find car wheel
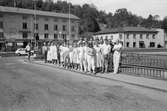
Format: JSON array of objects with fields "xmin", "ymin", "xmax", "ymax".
[{"xmin": 18, "ymin": 53, "xmax": 21, "ymax": 56}]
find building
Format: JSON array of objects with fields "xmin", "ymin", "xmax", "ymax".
[
  {"xmin": 0, "ymin": 6, "xmax": 79, "ymax": 51},
  {"xmin": 93, "ymin": 27, "xmax": 166, "ymax": 48}
]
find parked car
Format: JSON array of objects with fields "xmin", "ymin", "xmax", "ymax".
[{"xmin": 15, "ymin": 48, "xmax": 34, "ymax": 56}]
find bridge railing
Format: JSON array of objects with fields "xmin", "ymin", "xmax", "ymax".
[{"xmin": 119, "ymin": 52, "xmax": 167, "ymax": 80}]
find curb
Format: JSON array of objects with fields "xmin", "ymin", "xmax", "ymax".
[{"xmin": 30, "ymin": 60, "xmax": 167, "ymax": 93}]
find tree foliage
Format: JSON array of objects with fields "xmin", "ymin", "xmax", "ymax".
[{"xmin": 0, "ymin": 0, "xmax": 165, "ymax": 34}]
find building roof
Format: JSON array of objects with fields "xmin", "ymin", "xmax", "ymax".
[
  {"xmin": 0, "ymin": 6, "xmax": 79, "ymax": 20},
  {"xmin": 94, "ymin": 27, "xmax": 158, "ymax": 35}
]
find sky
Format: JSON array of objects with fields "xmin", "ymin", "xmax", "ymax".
[{"xmin": 54, "ymin": 0, "xmax": 167, "ymax": 19}]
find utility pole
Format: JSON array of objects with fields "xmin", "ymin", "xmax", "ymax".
[
  {"xmin": 33, "ymin": 0, "xmax": 37, "ymax": 47},
  {"xmin": 68, "ymin": 0, "xmax": 71, "ymax": 42},
  {"xmin": 14, "ymin": 0, "xmax": 16, "ymax": 7}
]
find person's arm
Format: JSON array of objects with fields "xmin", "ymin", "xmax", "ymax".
[{"xmin": 113, "ymin": 45, "xmax": 120, "ymax": 51}]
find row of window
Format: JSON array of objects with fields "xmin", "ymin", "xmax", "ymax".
[
  {"xmin": 100, "ymin": 33, "xmax": 156, "ymax": 41},
  {"xmin": 23, "ymin": 22, "xmax": 76, "ymax": 32},
  {"xmin": 0, "ymin": 32, "xmax": 4, "ymax": 38},
  {"xmin": 126, "ymin": 42, "xmax": 155, "ymax": 48},
  {"xmin": 22, "ymin": 32, "xmax": 75, "ymax": 40},
  {"xmin": 120, "ymin": 33, "xmax": 156, "ymax": 39},
  {"xmin": 22, "ymin": 15, "xmax": 76, "ymax": 23}
]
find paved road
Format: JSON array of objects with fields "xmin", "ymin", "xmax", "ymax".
[{"xmin": 0, "ymin": 57, "xmax": 167, "ymax": 111}]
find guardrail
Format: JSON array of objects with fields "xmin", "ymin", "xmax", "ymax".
[{"xmin": 120, "ymin": 52, "xmax": 167, "ymax": 80}]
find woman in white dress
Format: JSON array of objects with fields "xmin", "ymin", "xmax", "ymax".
[
  {"xmin": 59, "ymin": 43, "xmax": 65, "ymax": 67},
  {"xmin": 86, "ymin": 43, "xmax": 96, "ymax": 74},
  {"xmin": 47, "ymin": 43, "xmax": 52, "ymax": 63},
  {"xmin": 94, "ymin": 41, "xmax": 102, "ymax": 70},
  {"xmin": 78, "ymin": 42, "xmax": 84, "ymax": 71},
  {"xmin": 83, "ymin": 41, "xmax": 88, "ymax": 72},
  {"xmin": 112, "ymin": 40, "xmax": 122, "ymax": 74},
  {"xmin": 52, "ymin": 42, "xmax": 58, "ymax": 64}
]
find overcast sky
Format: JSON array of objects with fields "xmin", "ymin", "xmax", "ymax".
[{"xmin": 54, "ymin": 0, "xmax": 167, "ymax": 19}]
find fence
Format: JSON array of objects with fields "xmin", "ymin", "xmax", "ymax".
[{"xmin": 120, "ymin": 52, "xmax": 167, "ymax": 80}]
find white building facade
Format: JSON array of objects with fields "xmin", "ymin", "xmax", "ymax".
[{"xmin": 93, "ymin": 27, "xmax": 165, "ymax": 48}]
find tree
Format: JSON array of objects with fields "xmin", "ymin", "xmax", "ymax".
[{"xmin": 162, "ymin": 17, "xmax": 167, "ymax": 32}]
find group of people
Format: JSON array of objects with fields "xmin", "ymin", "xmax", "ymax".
[{"xmin": 42, "ymin": 38, "xmax": 122, "ymax": 74}]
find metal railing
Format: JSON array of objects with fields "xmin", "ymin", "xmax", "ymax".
[{"xmin": 120, "ymin": 52, "xmax": 167, "ymax": 80}]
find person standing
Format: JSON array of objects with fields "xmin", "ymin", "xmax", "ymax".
[
  {"xmin": 112, "ymin": 40, "xmax": 122, "ymax": 74},
  {"xmin": 42, "ymin": 42, "xmax": 48, "ymax": 63},
  {"xmin": 86, "ymin": 43, "xmax": 96, "ymax": 74},
  {"xmin": 94, "ymin": 41, "xmax": 102, "ymax": 72},
  {"xmin": 78, "ymin": 42, "xmax": 84, "ymax": 72},
  {"xmin": 25, "ymin": 43, "xmax": 31, "ymax": 61},
  {"xmin": 101, "ymin": 39, "xmax": 111, "ymax": 73},
  {"xmin": 52, "ymin": 43, "xmax": 58, "ymax": 64},
  {"xmin": 83, "ymin": 41, "xmax": 88, "ymax": 72},
  {"xmin": 47, "ymin": 43, "xmax": 52, "ymax": 63},
  {"xmin": 108, "ymin": 40, "xmax": 114, "ymax": 72}
]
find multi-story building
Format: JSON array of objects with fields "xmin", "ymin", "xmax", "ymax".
[
  {"xmin": 93, "ymin": 27, "xmax": 166, "ymax": 48},
  {"xmin": 0, "ymin": 6, "xmax": 79, "ymax": 51}
]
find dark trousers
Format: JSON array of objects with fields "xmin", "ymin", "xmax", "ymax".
[
  {"xmin": 44, "ymin": 51, "xmax": 47, "ymax": 63},
  {"xmin": 27, "ymin": 51, "xmax": 31, "ymax": 61},
  {"xmin": 103, "ymin": 54, "xmax": 109, "ymax": 72}
]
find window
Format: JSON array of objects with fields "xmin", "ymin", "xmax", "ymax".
[
  {"xmin": 34, "ymin": 33, "xmax": 39, "ymax": 40},
  {"xmin": 22, "ymin": 15, "xmax": 28, "ymax": 20},
  {"xmin": 150, "ymin": 42, "xmax": 155, "ymax": 47},
  {"xmin": 139, "ymin": 41, "xmax": 145, "ymax": 48},
  {"xmin": 54, "ymin": 25, "xmax": 58, "ymax": 31},
  {"xmin": 34, "ymin": 23, "xmax": 38, "ymax": 30},
  {"xmin": 54, "ymin": 18, "xmax": 58, "ymax": 22},
  {"xmin": 152, "ymin": 34, "xmax": 155, "ymax": 39},
  {"xmin": 133, "ymin": 42, "xmax": 136, "ymax": 48},
  {"xmin": 22, "ymin": 32, "xmax": 28, "ymax": 38},
  {"xmin": 71, "ymin": 20, "xmax": 75, "ymax": 23},
  {"xmin": 126, "ymin": 34, "xmax": 129, "ymax": 39},
  {"xmin": 54, "ymin": 34, "xmax": 58, "ymax": 39},
  {"xmin": 44, "ymin": 24, "xmax": 48, "ymax": 30},
  {"xmin": 22, "ymin": 23, "xmax": 27, "ymax": 29},
  {"xmin": 44, "ymin": 33, "xmax": 49, "ymax": 39},
  {"xmin": 72, "ymin": 34, "xmax": 75, "ymax": 38},
  {"xmin": 33, "ymin": 16, "xmax": 39, "ymax": 20},
  {"xmin": 0, "ymin": 14, "xmax": 3, "ymax": 18},
  {"xmin": 62, "ymin": 34, "xmax": 66, "ymax": 40},
  {"xmin": 0, "ymin": 22, "xmax": 3, "ymax": 29},
  {"xmin": 44, "ymin": 17, "xmax": 49, "ymax": 21},
  {"xmin": 140, "ymin": 34, "xmax": 143, "ymax": 39},
  {"xmin": 62, "ymin": 25, "xmax": 66, "ymax": 31},
  {"xmin": 71, "ymin": 26, "xmax": 75, "ymax": 32},
  {"xmin": 133, "ymin": 34, "xmax": 136, "ymax": 39},
  {"xmin": 62, "ymin": 19, "xmax": 67, "ymax": 22},
  {"xmin": 146, "ymin": 34, "xmax": 149, "ymax": 39},
  {"xmin": 119, "ymin": 34, "xmax": 122, "ymax": 39},
  {"xmin": 0, "ymin": 32, "xmax": 4, "ymax": 39},
  {"xmin": 126, "ymin": 42, "xmax": 129, "ymax": 47}
]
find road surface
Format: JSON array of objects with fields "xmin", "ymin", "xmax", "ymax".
[{"xmin": 0, "ymin": 57, "xmax": 167, "ymax": 111}]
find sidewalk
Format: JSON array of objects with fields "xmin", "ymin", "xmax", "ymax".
[{"xmin": 31, "ymin": 60, "xmax": 167, "ymax": 92}]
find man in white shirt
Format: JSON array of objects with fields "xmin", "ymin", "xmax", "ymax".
[
  {"xmin": 25, "ymin": 43, "xmax": 31, "ymax": 61},
  {"xmin": 101, "ymin": 39, "xmax": 111, "ymax": 73}
]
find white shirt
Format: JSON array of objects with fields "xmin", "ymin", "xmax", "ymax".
[
  {"xmin": 101, "ymin": 44, "xmax": 111, "ymax": 55},
  {"xmin": 113, "ymin": 43, "xmax": 122, "ymax": 53},
  {"xmin": 25, "ymin": 45, "xmax": 30, "ymax": 51}
]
